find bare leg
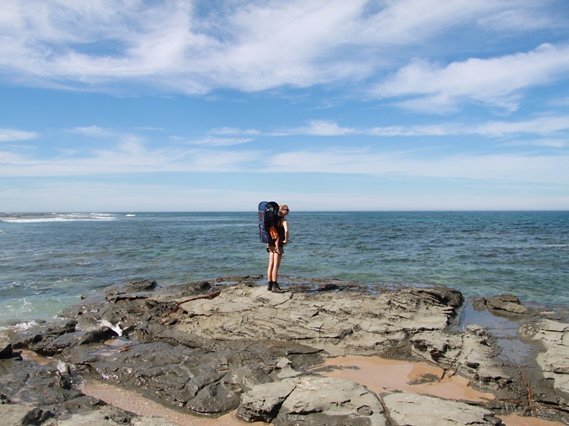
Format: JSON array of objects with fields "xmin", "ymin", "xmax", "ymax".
[
  {"xmin": 267, "ymin": 249, "xmax": 276, "ymax": 284},
  {"xmin": 268, "ymin": 250, "xmax": 279, "ymax": 281},
  {"xmin": 267, "ymin": 251, "xmax": 283, "ymax": 292}
]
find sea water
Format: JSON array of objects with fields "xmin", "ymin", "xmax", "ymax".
[{"xmin": 1, "ymin": 211, "xmax": 568, "ymax": 327}]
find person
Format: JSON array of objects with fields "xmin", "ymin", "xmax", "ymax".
[{"xmin": 267, "ymin": 204, "xmax": 289, "ymax": 292}]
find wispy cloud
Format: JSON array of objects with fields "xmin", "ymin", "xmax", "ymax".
[
  {"xmin": 174, "ymin": 136, "xmax": 255, "ymax": 147},
  {"xmin": 1, "ymin": 0, "xmax": 564, "ymax": 100},
  {"xmin": 69, "ymin": 126, "xmax": 116, "ymax": 138},
  {"xmin": 0, "ymin": 128, "xmax": 39, "ymax": 142},
  {"xmin": 374, "ymin": 44, "xmax": 569, "ymax": 113},
  {"xmin": 0, "ymin": 139, "xmax": 261, "ymax": 177},
  {"xmin": 208, "ymin": 115, "xmax": 569, "ymax": 139},
  {"xmin": 3, "ymin": 142, "xmax": 566, "ymax": 185},
  {"xmin": 299, "ymin": 120, "xmax": 355, "ymax": 136},
  {"xmin": 268, "ymin": 148, "xmax": 569, "ymax": 184},
  {"xmin": 210, "ymin": 127, "xmax": 261, "ymax": 136}
]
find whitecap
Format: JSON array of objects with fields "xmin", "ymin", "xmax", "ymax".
[{"xmin": 0, "ymin": 213, "xmax": 118, "ymax": 223}]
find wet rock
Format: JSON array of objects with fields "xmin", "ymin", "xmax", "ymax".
[
  {"xmin": 0, "ymin": 355, "xmax": 109, "ymax": 425},
  {"xmin": 0, "ymin": 331, "xmax": 14, "ymax": 359},
  {"xmin": 473, "ymin": 294, "xmax": 529, "ymax": 316},
  {"xmin": 78, "ymin": 327, "xmax": 118, "ymax": 344},
  {"xmin": 9, "ymin": 320, "xmax": 78, "ymax": 355},
  {"xmin": 383, "ymin": 392, "xmax": 501, "ymax": 425},
  {"xmin": 76, "ymin": 340, "xmax": 280, "ymax": 416},
  {"xmin": 0, "ymin": 401, "xmax": 152, "ymax": 426},
  {"xmin": 4, "ymin": 277, "xmax": 569, "ymax": 424}
]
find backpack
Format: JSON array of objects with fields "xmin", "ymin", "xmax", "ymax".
[{"xmin": 258, "ymin": 201, "xmax": 280, "ymax": 243}]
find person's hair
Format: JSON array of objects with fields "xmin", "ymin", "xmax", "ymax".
[{"xmin": 280, "ymin": 204, "xmax": 289, "ymax": 213}]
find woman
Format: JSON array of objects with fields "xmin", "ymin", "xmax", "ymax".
[{"xmin": 267, "ymin": 204, "xmax": 289, "ymax": 292}]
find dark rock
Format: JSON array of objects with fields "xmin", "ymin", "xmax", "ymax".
[
  {"xmin": 0, "ymin": 334, "xmax": 13, "ymax": 359},
  {"xmin": 3, "ymin": 277, "xmax": 568, "ymax": 424},
  {"xmin": 22, "ymin": 407, "xmax": 55, "ymax": 425},
  {"xmin": 79, "ymin": 327, "xmax": 118, "ymax": 345},
  {"xmin": 473, "ymin": 294, "xmax": 529, "ymax": 316}
]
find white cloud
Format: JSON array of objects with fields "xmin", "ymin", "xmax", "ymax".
[
  {"xmin": 299, "ymin": 120, "xmax": 355, "ymax": 136},
  {"xmin": 357, "ymin": 0, "xmax": 526, "ymax": 44},
  {"xmin": 368, "ymin": 115, "xmax": 569, "ymax": 137},
  {"xmin": 0, "ymin": 128, "xmax": 38, "ymax": 142},
  {"xmin": 210, "ymin": 127, "xmax": 261, "ymax": 136},
  {"xmin": 374, "ymin": 44, "xmax": 569, "ymax": 113},
  {"xmin": 0, "ymin": 0, "xmax": 564, "ymax": 97},
  {"xmin": 505, "ymin": 139, "xmax": 569, "ymax": 148},
  {"xmin": 0, "ymin": 139, "xmax": 262, "ymax": 177},
  {"xmin": 178, "ymin": 136, "xmax": 255, "ymax": 147},
  {"xmin": 212, "ymin": 114, "xmax": 569, "ymax": 139},
  {"xmin": 69, "ymin": 126, "xmax": 115, "ymax": 137}
]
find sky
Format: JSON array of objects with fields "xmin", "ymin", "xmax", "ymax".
[{"xmin": 1, "ymin": 0, "xmax": 569, "ymax": 212}]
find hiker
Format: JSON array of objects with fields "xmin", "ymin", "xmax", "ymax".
[{"xmin": 267, "ymin": 204, "xmax": 289, "ymax": 292}]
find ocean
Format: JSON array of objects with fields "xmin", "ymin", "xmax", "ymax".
[{"xmin": 1, "ymin": 211, "xmax": 568, "ymax": 327}]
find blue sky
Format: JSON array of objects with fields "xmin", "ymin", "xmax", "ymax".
[{"xmin": 1, "ymin": 0, "xmax": 569, "ymax": 211}]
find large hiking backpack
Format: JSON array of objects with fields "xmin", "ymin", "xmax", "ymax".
[{"xmin": 258, "ymin": 201, "xmax": 280, "ymax": 243}]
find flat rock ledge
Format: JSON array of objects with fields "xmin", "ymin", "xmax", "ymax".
[{"xmin": 1, "ymin": 277, "xmax": 568, "ymax": 425}]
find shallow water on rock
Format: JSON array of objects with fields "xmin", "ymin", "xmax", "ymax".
[{"xmin": 459, "ymin": 301, "xmax": 534, "ymax": 366}]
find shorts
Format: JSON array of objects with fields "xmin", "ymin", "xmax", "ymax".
[{"xmin": 267, "ymin": 242, "xmax": 284, "ymax": 254}]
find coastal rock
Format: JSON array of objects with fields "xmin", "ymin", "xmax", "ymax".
[
  {"xmin": 0, "ymin": 355, "xmax": 108, "ymax": 424},
  {"xmin": 175, "ymin": 284, "xmax": 463, "ymax": 357},
  {"xmin": 457, "ymin": 325, "xmax": 512, "ymax": 389},
  {"xmin": 0, "ymin": 330, "xmax": 15, "ymax": 359},
  {"xmin": 237, "ymin": 375, "xmax": 387, "ymax": 425},
  {"xmin": 523, "ymin": 319, "xmax": 569, "ymax": 396},
  {"xmin": 473, "ymin": 294, "xmax": 529, "ymax": 316},
  {"xmin": 236, "ymin": 377, "xmax": 298, "ymax": 422},
  {"xmin": 5, "ymin": 278, "xmax": 569, "ymax": 424},
  {"xmin": 65, "ymin": 337, "xmax": 323, "ymax": 417},
  {"xmin": 0, "ymin": 404, "xmax": 30, "ymax": 426},
  {"xmin": 9, "ymin": 320, "xmax": 78, "ymax": 356},
  {"xmin": 382, "ymin": 392, "xmax": 501, "ymax": 425},
  {"xmin": 411, "ymin": 324, "xmax": 512, "ymax": 390},
  {"xmin": 0, "ymin": 402, "xmax": 163, "ymax": 426}
]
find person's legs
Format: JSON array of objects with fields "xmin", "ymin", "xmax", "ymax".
[
  {"xmin": 267, "ymin": 249, "xmax": 276, "ymax": 290},
  {"xmin": 270, "ymin": 252, "xmax": 283, "ymax": 292}
]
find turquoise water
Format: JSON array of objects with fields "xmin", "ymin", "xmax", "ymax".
[{"xmin": 1, "ymin": 211, "xmax": 568, "ymax": 326}]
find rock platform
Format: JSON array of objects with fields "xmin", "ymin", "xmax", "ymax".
[{"xmin": 1, "ymin": 276, "xmax": 568, "ymax": 425}]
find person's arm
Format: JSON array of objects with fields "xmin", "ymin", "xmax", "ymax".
[{"xmin": 283, "ymin": 219, "xmax": 289, "ymax": 244}]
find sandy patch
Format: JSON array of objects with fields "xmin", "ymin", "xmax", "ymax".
[
  {"xmin": 317, "ymin": 356, "xmax": 566, "ymax": 425},
  {"xmin": 81, "ymin": 381, "xmax": 261, "ymax": 426},
  {"xmin": 500, "ymin": 414, "xmax": 566, "ymax": 426},
  {"xmin": 317, "ymin": 355, "xmax": 494, "ymax": 402}
]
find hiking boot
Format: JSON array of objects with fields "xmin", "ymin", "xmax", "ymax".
[
  {"xmin": 267, "ymin": 281, "xmax": 274, "ymax": 291},
  {"xmin": 271, "ymin": 283, "xmax": 284, "ymax": 293}
]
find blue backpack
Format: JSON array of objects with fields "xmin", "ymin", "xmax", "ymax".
[{"xmin": 258, "ymin": 201, "xmax": 279, "ymax": 243}]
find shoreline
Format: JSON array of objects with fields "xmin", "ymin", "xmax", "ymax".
[{"xmin": 1, "ymin": 276, "xmax": 569, "ymax": 425}]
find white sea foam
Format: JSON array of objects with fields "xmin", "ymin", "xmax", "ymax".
[
  {"xmin": 0, "ymin": 213, "xmax": 118, "ymax": 223},
  {"xmin": 12, "ymin": 320, "xmax": 41, "ymax": 331}
]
